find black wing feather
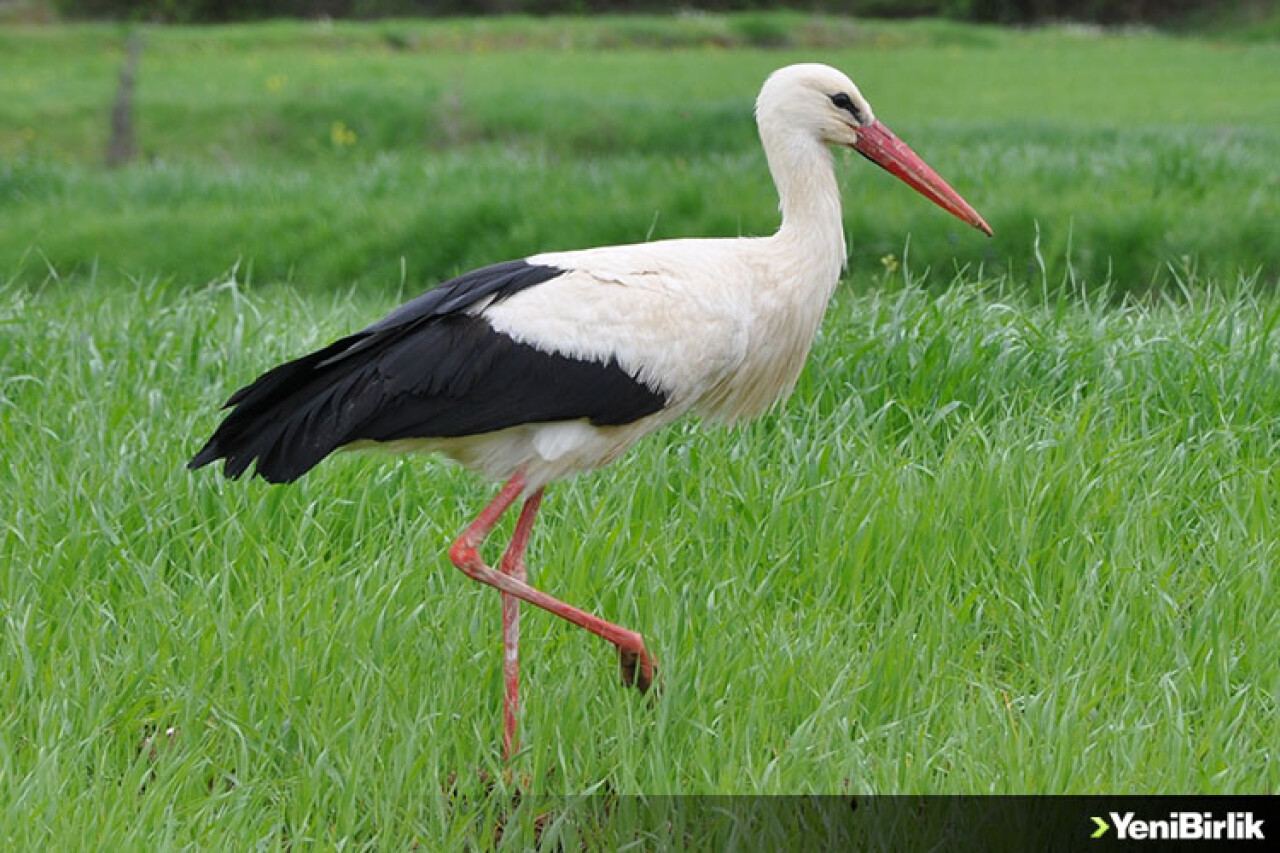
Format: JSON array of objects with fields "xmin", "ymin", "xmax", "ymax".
[{"xmin": 189, "ymin": 260, "xmax": 668, "ymax": 483}]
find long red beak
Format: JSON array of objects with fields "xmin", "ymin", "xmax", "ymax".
[{"xmin": 853, "ymin": 120, "xmax": 993, "ymax": 237}]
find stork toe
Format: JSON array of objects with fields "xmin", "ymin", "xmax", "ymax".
[{"xmin": 618, "ymin": 646, "xmax": 659, "ymax": 695}]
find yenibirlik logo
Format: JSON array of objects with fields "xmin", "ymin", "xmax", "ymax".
[{"xmin": 1091, "ymin": 811, "xmax": 1265, "ymax": 842}]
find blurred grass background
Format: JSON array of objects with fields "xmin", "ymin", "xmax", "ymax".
[{"xmin": 2, "ymin": 11, "xmax": 1277, "ymax": 292}]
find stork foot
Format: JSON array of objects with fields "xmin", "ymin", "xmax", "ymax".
[{"xmin": 618, "ymin": 646, "xmax": 659, "ymax": 695}]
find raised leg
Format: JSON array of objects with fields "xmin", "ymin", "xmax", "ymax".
[
  {"xmin": 496, "ymin": 488, "xmax": 542, "ymax": 761},
  {"xmin": 448, "ymin": 476, "xmax": 659, "ymax": 753}
]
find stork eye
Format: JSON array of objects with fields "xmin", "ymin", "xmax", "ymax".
[{"xmin": 829, "ymin": 93, "xmax": 862, "ymax": 122}]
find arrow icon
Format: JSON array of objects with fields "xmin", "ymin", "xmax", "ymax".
[{"xmin": 1091, "ymin": 816, "xmax": 1110, "ymax": 838}]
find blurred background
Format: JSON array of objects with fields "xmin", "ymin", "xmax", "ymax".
[
  {"xmin": 11, "ymin": 1, "xmax": 1276, "ymax": 26},
  {"xmin": 2, "ymin": 0, "xmax": 1276, "ymax": 290}
]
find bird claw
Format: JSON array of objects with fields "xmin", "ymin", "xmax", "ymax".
[{"xmin": 618, "ymin": 647, "xmax": 659, "ymax": 695}]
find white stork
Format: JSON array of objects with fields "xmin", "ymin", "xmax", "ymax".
[{"xmin": 190, "ymin": 63, "xmax": 991, "ymax": 760}]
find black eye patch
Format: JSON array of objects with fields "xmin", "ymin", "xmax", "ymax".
[{"xmin": 829, "ymin": 92, "xmax": 863, "ymax": 123}]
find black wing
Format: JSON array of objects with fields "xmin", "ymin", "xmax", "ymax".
[{"xmin": 188, "ymin": 260, "xmax": 668, "ymax": 483}]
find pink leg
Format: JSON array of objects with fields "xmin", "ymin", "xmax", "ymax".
[
  {"xmin": 449, "ymin": 474, "xmax": 658, "ymax": 755},
  {"xmin": 496, "ymin": 488, "xmax": 542, "ymax": 761}
]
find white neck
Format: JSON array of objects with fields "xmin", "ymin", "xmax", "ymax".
[
  {"xmin": 759, "ymin": 123, "xmax": 847, "ymax": 285},
  {"xmin": 684, "ymin": 120, "xmax": 848, "ymax": 424}
]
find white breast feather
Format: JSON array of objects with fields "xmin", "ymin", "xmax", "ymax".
[{"xmin": 485, "ymin": 236, "xmax": 841, "ymax": 424}]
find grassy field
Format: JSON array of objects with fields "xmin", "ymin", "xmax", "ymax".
[
  {"xmin": 2, "ymin": 11, "xmax": 1279, "ymax": 849},
  {"xmin": 2, "ymin": 15, "xmax": 1277, "ymax": 289}
]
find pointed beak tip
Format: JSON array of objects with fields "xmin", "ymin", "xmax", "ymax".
[{"xmin": 976, "ymin": 219, "xmax": 994, "ymax": 238}]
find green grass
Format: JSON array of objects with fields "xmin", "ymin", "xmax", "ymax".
[
  {"xmin": 1, "ymin": 16, "xmax": 1277, "ymax": 290},
  {"xmin": 2, "ymin": 263, "xmax": 1280, "ymax": 845},
  {"xmin": 3, "ymin": 266, "xmax": 1278, "ymax": 846},
  {"xmin": 2, "ymin": 12, "xmax": 1279, "ymax": 849}
]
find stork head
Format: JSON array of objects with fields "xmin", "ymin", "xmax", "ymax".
[{"xmin": 757, "ymin": 63, "xmax": 992, "ymax": 237}]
